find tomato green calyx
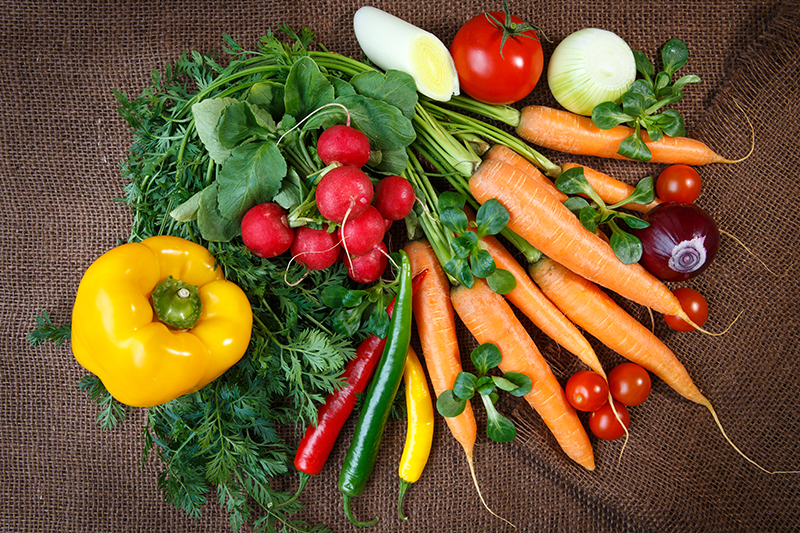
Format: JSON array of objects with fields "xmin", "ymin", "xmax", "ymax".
[
  {"xmin": 484, "ymin": 0, "xmax": 544, "ymax": 59},
  {"xmin": 151, "ymin": 275, "xmax": 202, "ymax": 330}
]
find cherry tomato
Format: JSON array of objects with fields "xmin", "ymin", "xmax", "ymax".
[
  {"xmin": 656, "ymin": 164, "xmax": 702, "ymax": 203},
  {"xmin": 608, "ymin": 363, "xmax": 651, "ymax": 407},
  {"xmin": 450, "ymin": 10, "xmax": 544, "ymax": 104},
  {"xmin": 565, "ymin": 371, "xmax": 609, "ymax": 412},
  {"xmin": 664, "ymin": 287, "xmax": 709, "ymax": 332},
  {"xmin": 589, "ymin": 400, "xmax": 631, "ymax": 441}
]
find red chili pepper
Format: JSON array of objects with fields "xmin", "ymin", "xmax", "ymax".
[{"xmin": 281, "ymin": 269, "xmax": 428, "ymax": 505}]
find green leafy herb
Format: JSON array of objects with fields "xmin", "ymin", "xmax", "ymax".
[
  {"xmin": 27, "ymin": 309, "xmax": 71, "ymax": 348},
  {"xmin": 438, "ymin": 193, "xmax": 517, "ymax": 294},
  {"xmin": 436, "ymin": 343, "xmax": 531, "ymax": 443},
  {"xmin": 591, "ymin": 38, "xmax": 701, "ymax": 161},
  {"xmin": 556, "ymin": 166, "xmax": 654, "ymax": 264},
  {"xmin": 102, "ymin": 27, "xmax": 424, "ymax": 531}
]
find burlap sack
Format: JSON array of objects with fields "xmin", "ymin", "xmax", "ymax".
[{"xmin": 2, "ymin": 1, "xmax": 798, "ymax": 531}]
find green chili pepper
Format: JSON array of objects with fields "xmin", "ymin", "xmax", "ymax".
[{"xmin": 338, "ymin": 250, "xmax": 413, "ymax": 527}]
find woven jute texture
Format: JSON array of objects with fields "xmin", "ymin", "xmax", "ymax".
[{"xmin": 2, "ymin": 0, "xmax": 799, "ymax": 532}]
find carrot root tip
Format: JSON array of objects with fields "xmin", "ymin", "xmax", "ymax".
[{"xmin": 465, "ymin": 452, "xmax": 517, "ymax": 528}]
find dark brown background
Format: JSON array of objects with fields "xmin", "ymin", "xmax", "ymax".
[{"xmin": 2, "ymin": 1, "xmax": 799, "ymax": 532}]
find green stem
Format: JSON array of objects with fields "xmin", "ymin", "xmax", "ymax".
[
  {"xmin": 444, "ymin": 94, "xmax": 523, "ymax": 127},
  {"xmin": 398, "ymin": 478, "xmax": 411, "ymax": 521},
  {"xmin": 422, "ymin": 99, "xmax": 561, "ymax": 178}
]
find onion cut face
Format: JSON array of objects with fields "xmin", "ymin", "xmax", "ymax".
[
  {"xmin": 353, "ymin": 6, "xmax": 459, "ymax": 101},
  {"xmin": 634, "ymin": 202, "xmax": 720, "ymax": 282},
  {"xmin": 547, "ymin": 28, "xmax": 637, "ymax": 116}
]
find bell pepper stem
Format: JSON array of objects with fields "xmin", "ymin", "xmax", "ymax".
[{"xmin": 150, "ymin": 275, "xmax": 202, "ymax": 330}]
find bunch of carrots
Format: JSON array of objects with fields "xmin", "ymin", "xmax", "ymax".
[
  {"xmin": 286, "ymin": 92, "xmax": 794, "ymax": 527},
  {"xmin": 398, "ymin": 94, "xmax": 798, "ymax": 513}
]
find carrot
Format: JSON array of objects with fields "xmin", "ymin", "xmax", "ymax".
[
  {"xmin": 484, "ymin": 144, "xmax": 567, "ymax": 202},
  {"xmin": 517, "ymin": 105, "xmax": 737, "ymax": 166},
  {"xmin": 404, "ymin": 240, "xmax": 477, "ymax": 454},
  {"xmin": 561, "ymin": 163, "xmax": 662, "ymax": 214},
  {"xmin": 450, "ymin": 278, "xmax": 596, "ymax": 471},
  {"xmin": 469, "ymin": 158, "xmax": 688, "ymax": 319},
  {"xmin": 528, "ymin": 256, "xmax": 796, "ymax": 474},
  {"xmin": 404, "ymin": 239, "xmax": 513, "ymax": 520},
  {"xmin": 476, "ymin": 230, "xmax": 605, "ymax": 379}
]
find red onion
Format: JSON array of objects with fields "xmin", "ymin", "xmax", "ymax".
[{"xmin": 633, "ymin": 202, "xmax": 720, "ymax": 282}]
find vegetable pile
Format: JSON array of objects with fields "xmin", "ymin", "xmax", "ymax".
[{"xmin": 28, "ymin": 3, "xmax": 798, "ymax": 532}]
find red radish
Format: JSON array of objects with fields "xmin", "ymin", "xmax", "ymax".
[
  {"xmin": 338, "ymin": 205, "xmax": 386, "ymax": 256},
  {"xmin": 315, "ymin": 165, "xmax": 374, "ymax": 223},
  {"xmin": 345, "ymin": 241, "xmax": 389, "ymax": 284},
  {"xmin": 241, "ymin": 202, "xmax": 294, "ymax": 258},
  {"xmin": 374, "ymin": 175, "xmax": 415, "ymax": 220},
  {"xmin": 317, "ymin": 124, "xmax": 371, "ymax": 168},
  {"xmin": 290, "ymin": 225, "xmax": 341, "ymax": 271}
]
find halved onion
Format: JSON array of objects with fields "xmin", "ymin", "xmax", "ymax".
[{"xmin": 547, "ymin": 28, "xmax": 637, "ymax": 116}]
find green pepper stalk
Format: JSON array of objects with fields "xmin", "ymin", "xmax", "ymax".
[{"xmin": 338, "ymin": 251, "xmax": 413, "ymax": 527}]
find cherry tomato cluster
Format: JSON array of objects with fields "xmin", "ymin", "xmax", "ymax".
[{"xmin": 565, "ymin": 363, "xmax": 652, "ymax": 440}]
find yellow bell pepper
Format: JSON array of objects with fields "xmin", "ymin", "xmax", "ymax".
[{"xmin": 71, "ymin": 235, "xmax": 253, "ymax": 407}]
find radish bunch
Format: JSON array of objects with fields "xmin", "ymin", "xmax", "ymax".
[{"xmin": 241, "ymin": 123, "xmax": 415, "ymax": 284}]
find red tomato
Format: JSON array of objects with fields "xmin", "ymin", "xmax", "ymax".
[
  {"xmin": 565, "ymin": 371, "xmax": 609, "ymax": 412},
  {"xmin": 608, "ymin": 363, "xmax": 651, "ymax": 407},
  {"xmin": 656, "ymin": 164, "xmax": 702, "ymax": 203},
  {"xmin": 589, "ymin": 400, "xmax": 631, "ymax": 441},
  {"xmin": 664, "ymin": 287, "xmax": 709, "ymax": 332},
  {"xmin": 450, "ymin": 11, "xmax": 544, "ymax": 104}
]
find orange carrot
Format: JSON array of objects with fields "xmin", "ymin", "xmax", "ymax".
[
  {"xmin": 484, "ymin": 144, "xmax": 567, "ymax": 202},
  {"xmin": 528, "ymin": 256, "xmax": 795, "ymax": 474},
  {"xmin": 404, "ymin": 240, "xmax": 477, "ymax": 456},
  {"xmin": 561, "ymin": 163, "xmax": 662, "ymax": 214},
  {"xmin": 517, "ymin": 105, "xmax": 735, "ymax": 165},
  {"xmin": 469, "ymin": 158, "xmax": 687, "ymax": 318},
  {"xmin": 450, "ymin": 278, "xmax": 596, "ymax": 471},
  {"xmin": 478, "ymin": 231, "xmax": 605, "ymax": 378}
]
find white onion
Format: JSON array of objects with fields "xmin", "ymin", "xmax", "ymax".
[
  {"xmin": 353, "ymin": 6, "xmax": 459, "ymax": 101},
  {"xmin": 547, "ymin": 28, "xmax": 636, "ymax": 116}
]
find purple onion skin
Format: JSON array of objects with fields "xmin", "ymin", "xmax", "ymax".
[{"xmin": 634, "ymin": 202, "xmax": 720, "ymax": 282}]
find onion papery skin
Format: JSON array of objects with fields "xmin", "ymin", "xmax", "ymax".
[{"xmin": 634, "ymin": 202, "xmax": 720, "ymax": 282}]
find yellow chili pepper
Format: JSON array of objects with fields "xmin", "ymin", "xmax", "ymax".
[
  {"xmin": 397, "ymin": 345, "xmax": 434, "ymax": 521},
  {"xmin": 71, "ymin": 235, "xmax": 253, "ymax": 408}
]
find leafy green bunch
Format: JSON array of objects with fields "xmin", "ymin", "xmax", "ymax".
[
  {"xmin": 591, "ymin": 38, "xmax": 701, "ymax": 161},
  {"xmin": 436, "ymin": 343, "xmax": 531, "ymax": 443},
  {"xmin": 555, "ymin": 166, "xmax": 655, "ymax": 264},
  {"xmin": 169, "ymin": 53, "xmax": 417, "ymax": 242}
]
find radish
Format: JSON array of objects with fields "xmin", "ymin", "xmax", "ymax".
[
  {"xmin": 345, "ymin": 241, "xmax": 389, "ymax": 284},
  {"xmin": 374, "ymin": 175, "xmax": 415, "ymax": 220},
  {"xmin": 338, "ymin": 205, "xmax": 386, "ymax": 257},
  {"xmin": 315, "ymin": 165, "xmax": 374, "ymax": 223},
  {"xmin": 290, "ymin": 225, "xmax": 341, "ymax": 271},
  {"xmin": 241, "ymin": 202, "xmax": 294, "ymax": 258},
  {"xmin": 317, "ymin": 124, "xmax": 371, "ymax": 168}
]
